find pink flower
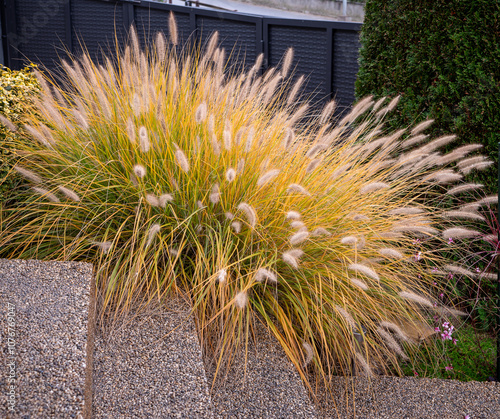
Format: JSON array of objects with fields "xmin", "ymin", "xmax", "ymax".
[
  {"xmin": 464, "ymin": 415, "xmax": 470, "ymax": 419},
  {"xmin": 453, "ymin": 338, "xmax": 458, "ymax": 345},
  {"xmin": 448, "ymin": 237, "xmax": 454, "ymax": 244},
  {"xmin": 435, "ymin": 327, "xmax": 441, "ymax": 332},
  {"xmin": 413, "ymin": 370, "xmax": 418, "ymax": 376},
  {"xmin": 414, "ymin": 251, "xmax": 422, "ymax": 261},
  {"xmin": 439, "ymin": 293, "xmax": 444, "ymax": 299},
  {"xmin": 445, "ymin": 365, "xmax": 453, "ymax": 371}
]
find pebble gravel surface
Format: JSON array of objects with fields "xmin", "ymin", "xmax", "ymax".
[
  {"xmin": 92, "ymin": 299, "xmax": 216, "ymax": 418},
  {"xmin": 205, "ymin": 321, "xmax": 318, "ymax": 418},
  {"xmin": 0, "ymin": 258, "xmax": 92, "ymax": 419}
]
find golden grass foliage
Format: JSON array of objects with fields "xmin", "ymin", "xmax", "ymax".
[{"xmin": 0, "ymin": 15, "xmax": 493, "ymax": 391}]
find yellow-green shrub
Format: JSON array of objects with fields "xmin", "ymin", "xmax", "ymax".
[
  {"xmin": 0, "ymin": 16, "xmax": 492, "ymax": 391},
  {"xmin": 0, "ymin": 64, "xmax": 40, "ymax": 204}
]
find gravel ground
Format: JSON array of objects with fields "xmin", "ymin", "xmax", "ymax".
[
  {"xmin": 0, "ymin": 259, "xmax": 92, "ymax": 419},
  {"xmin": 205, "ymin": 320, "xmax": 318, "ymax": 418},
  {"xmin": 318, "ymin": 376, "xmax": 500, "ymax": 419},
  {"xmin": 92, "ymin": 298, "xmax": 216, "ymax": 418}
]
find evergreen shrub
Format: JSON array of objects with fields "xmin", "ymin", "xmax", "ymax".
[{"xmin": 356, "ymin": 0, "xmax": 500, "ymax": 192}]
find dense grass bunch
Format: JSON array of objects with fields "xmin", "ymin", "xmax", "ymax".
[{"xmin": 0, "ymin": 15, "xmax": 494, "ymax": 390}]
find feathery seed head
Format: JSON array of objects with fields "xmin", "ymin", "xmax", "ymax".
[
  {"xmin": 399, "ymin": 291, "xmax": 434, "ymax": 308},
  {"xmin": 283, "ymin": 127, "xmax": 295, "ymax": 149},
  {"xmin": 225, "ymin": 212, "xmax": 234, "ymax": 220},
  {"xmin": 290, "ymin": 220, "xmax": 306, "ymax": 230},
  {"xmin": 231, "ymin": 221, "xmax": 242, "ymax": 233},
  {"xmin": 174, "ymin": 147, "xmax": 190, "ymax": 173},
  {"xmin": 217, "ymin": 269, "xmax": 227, "ymax": 283},
  {"xmin": 146, "ymin": 223, "xmax": 161, "ymax": 247},
  {"xmin": 168, "ymin": 11, "xmax": 178, "ymax": 45},
  {"xmin": 349, "ymin": 278, "xmax": 368, "ymax": 290},
  {"xmin": 282, "ymin": 251, "xmax": 300, "ymax": 269},
  {"xmin": 360, "ymin": 182, "xmax": 389, "ymax": 194},
  {"xmin": 255, "ymin": 268, "xmax": 278, "ymax": 284},
  {"xmin": 133, "ymin": 164, "xmax": 146, "ymax": 179},
  {"xmin": 334, "ymin": 305, "xmax": 357, "ymax": 329},
  {"xmin": 348, "ymin": 263, "xmax": 380, "ymax": 281},
  {"xmin": 306, "ymin": 143, "xmax": 328, "ymax": 159},
  {"xmin": 281, "ymin": 47, "xmax": 294, "ymax": 78},
  {"xmin": 32, "ymin": 187, "xmax": 60, "ymax": 203},
  {"xmin": 354, "ymin": 353, "xmax": 374, "ymax": 377},
  {"xmin": 379, "ymin": 321, "xmax": 411, "ymax": 343},
  {"xmin": 146, "ymin": 193, "xmax": 160, "ymax": 207},
  {"xmin": 376, "ymin": 327, "xmax": 408, "ymax": 360},
  {"xmin": 290, "ymin": 231, "xmax": 309, "ymax": 246},
  {"xmin": 58, "ymin": 186, "xmax": 80, "ymax": 202},
  {"xmin": 234, "ymin": 291, "xmax": 248, "ymax": 309},
  {"xmin": 15, "ymin": 166, "xmax": 42, "ymax": 184},
  {"xmin": 388, "ymin": 207, "xmax": 424, "ymax": 215},
  {"xmin": 237, "ymin": 202, "xmax": 257, "ymax": 227},
  {"xmin": 225, "ymin": 168, "xmax": 236, "ymax": 182},
  {"xmin": 237, "ymin": 158, "xmax": 245, "ymax": 173},
  {"xmin": 319, "ymin": 100, "xmax": 336, "ymax": 125},
  {"xmin": 287, "ymin": 183, "xmax": 310, "ymax": 196},
  {"xmin": 286, "ymin": 211, "xmax": 301, "ymax": 220},
  {"xmin": 210, "ymin": 183, "xmax": 220, "ymax": 204},
  {"xmin": 302, "ymin": 342, "xmax": 314, "ymax": 367},
  {"xmin": 93, "ymin": 241, "xmax": 113, "ymax": 254},
  {"xmin": 0, "ymin": 114, "xmax": 17, "ymax": 132},
  {"xmin": 445, "ymin": 264, "xmax": 476, "ymax": 277},
  {"xmin": 223, "ymin": 129, "xmax": 232, "ymax": 150},
  {"xmin": 257, "ymin": 169, "xmax": 280, "ymax": 187},
  {"xmin": 139, "ymin": 126, "xmax": 150, "ymax": 152},
  {"xmin": 306, "ymin": 159, "xmax": 321, "ymax": 174},
  {"xmin": 211, "ymin": 134, "xmax": 221, "ymax": 156},
  {"xmin": 195, "ymin": 102, "xmax": 207, "ymax": 123},
  {"xmin": 460, "ymin": 160, "xmax": 494, "ymax": 175},
  {"xmin": 159, "ymin": 193, "xmax": 174, "ymax": 208},
  {"xmin": 411, "ymin": 119, "xmax": 435, "ymax": 136},
  {"xmin": 442, "ymin": 227, "xmax": 481, "ymax": 239},
  {"xmin": 379, "ymin": 248, "xmax": 404, "ymax": 259},
  {"xmin": 311, "ymin": 227, "xmax": 331, "ymax": 237},
  {"xmin": 443, "ymin": 211, "xmax": 485, "ymax": 222}
]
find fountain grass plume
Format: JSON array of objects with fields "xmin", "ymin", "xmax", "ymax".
[{"xmin": 0, "ymin": 15, "xmax": 492, "ymax": 393}]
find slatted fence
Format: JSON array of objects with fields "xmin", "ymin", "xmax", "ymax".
[{"xmin": 2, "ymin": 0, "xmax": 361, "ymax": 110}]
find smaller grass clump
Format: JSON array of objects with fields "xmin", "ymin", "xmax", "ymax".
[{"xmin": 0, "ymin": 14, "xmax": 495, "ymax": 393}]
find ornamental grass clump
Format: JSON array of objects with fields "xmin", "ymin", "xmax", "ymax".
[{"xmin": 0, "ymin": 14, "xmax": 493, "ymax": 391}]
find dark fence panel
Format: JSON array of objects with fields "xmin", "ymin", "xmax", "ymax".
[
  {"xmin": 134, "ymin": 3, "xmax": 191, "ymax": 49},
  {"xmin": 11, "ymin": 0, "xmax": 68, "ymax": 70},
  {"xmin": 266, "ymin": 22, "xmax": 329, "ymax": 105},
  {"xmin": 4, "ymin": 0, "xmax": 361, "ymax": 110},
  {"xmin": 71, "ymin": 0, "xmax": 126, "ymax": 59},
  {"xmin": 332, "ymin": 29, "xmax": 361, "ymax": 109}
]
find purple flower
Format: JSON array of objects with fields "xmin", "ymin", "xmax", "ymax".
[
  {"xmin": 445, "ymin": 365, "xmax": 453, "ymax": 371},
  {"xmin": 439, "ymin": 293, "xmax": 444, "ymax": 299},
  {"xmin": 435, "ymin": 327, "xmax": 441, "ymax": 332}
]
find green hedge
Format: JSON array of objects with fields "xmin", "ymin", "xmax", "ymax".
[
  {"xmin": 356, "ymin": 0, "xmax": 500, "ymax": 192},
  {"xmin": 0, "ymin": 64, "xmax": 40, "ymax": 205}
]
